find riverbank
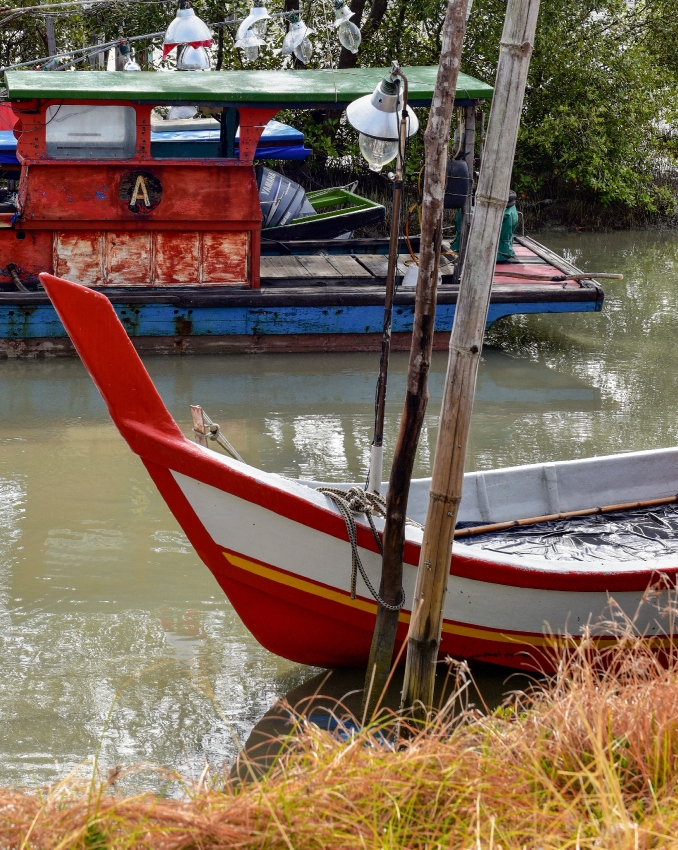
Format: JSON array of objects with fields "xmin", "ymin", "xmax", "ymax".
[
  {"xmin": 2, "ymin": 626, "xmax": 678, "ymax": 849},
  {"xmin": 272, "ymin": 161, "xmax": 678, "ymax": 235}
]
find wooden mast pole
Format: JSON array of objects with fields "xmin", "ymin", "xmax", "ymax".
[
  {"xmin": 401, "ymin": 0, "xmax": 541, "ymax": 715},
  {"xmin": 367, "ymin": 70, "xmax": 408, "ymax": 496},
  {"xmin": 361, "ymin": 0, "xmax": 470, "ymax": 720}
]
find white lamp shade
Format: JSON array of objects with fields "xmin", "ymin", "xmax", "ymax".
[
  {"xmin": 332, "ymin": 3, "xmax": 354, "ymax": 25},
  {"xmin": 163, "ymin": 7, "xmax": 213, "ymax": 58},
  {"xmin": 236, "ymin": 5, "xmax": 271, "ymax": 42},
  {"xmin": 346, "ymin": 83, "xmax": 419, "ymax": 141}
]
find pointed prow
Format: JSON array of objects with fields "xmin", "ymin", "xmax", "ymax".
[{"xmin": 39, "ymin": 273, "xmax": 184, "ymax": 446}]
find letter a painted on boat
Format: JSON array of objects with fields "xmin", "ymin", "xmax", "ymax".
[{"xmin": 130, "ymin": 175, "xmax": 151, "ymax": 208}]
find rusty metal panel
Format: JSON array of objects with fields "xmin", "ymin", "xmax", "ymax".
[
  {"xmin": 202, "ymin": 231, "xmax": 249, "ymax": 284},
  {"xmin": 0, "ymin": 229, "xmax": 53, "ymax": 286},
  {"xmin": 153, "ymin": 231, "xmax": 200, "ymax": 285},
  {"xmin": 53, "ymin": 231, "xmax": 103, "ymax": 286},
  {"xmin": 104, "ymin": 232, "xmax": 152, "ymax": 286}
]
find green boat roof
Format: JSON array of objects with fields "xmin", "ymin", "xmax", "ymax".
[{"xmin": 5, "ymin": 66, "xmax": 493, "ymax": 108}]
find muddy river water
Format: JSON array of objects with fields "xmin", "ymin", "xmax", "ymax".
[{"xmin": 0, "ymin": 230, "xmax": 676, "ymax": 789}]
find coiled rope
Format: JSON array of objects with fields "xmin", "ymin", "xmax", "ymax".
[{"xmin": 316, "ymin": 486, "xmax": 405, "ymax": 611}]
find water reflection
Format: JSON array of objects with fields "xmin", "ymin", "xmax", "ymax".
[{"xmin": 0, "ymin": 229, "xmax": 674, "ymax": 789}]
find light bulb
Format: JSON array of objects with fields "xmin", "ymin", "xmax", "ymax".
[
  {"xmin": 282, "ymin": 17, "xmax": 313, "ymax": 54},
  {"xmin": 235, "ymin": 27, "xmax": 264, "ymax": 60},
  {"xmin": 251, "ymin": 17, "xmax": 268, "ymax": 37},
  {"xmin": 338, "ymin": 19, "xmax": 361, "ymax": 52},
  {"xmin": 123, "ymin": 57, "xmax": 141, "ymax": 71},
  {"xmin": 236, "ymin": 0, "xmax": 271, "ymax": 42},
  {"xmin": 177, "ymin": 44, "xmax": 211, "ymax": 69},
  {"xmin": 358, "ymin": 134, "xmax": 398, "ymax": 172},
  {"xmin": 293, "ymin": 36, "xmax": 313, "ymax": 64}
]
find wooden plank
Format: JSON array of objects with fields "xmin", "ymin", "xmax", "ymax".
[
  {"xmin": 259, "ymin": 256, "xmax": 311, "ymax": 278},
  {"xmin": 295, "ymin": 255, "xmax": 344, "ymax": 278},
  {"xmin": 515, "ymin": 235, "xmax": 599, "ymax": 286},
  {"xmin": 355, "ymin": 254, "xmax": 410, "ymax": 277},
  {"xmin": 324, "ymin": 254, "xmax": 374, "ymax": 278},
  {"xmin": 202, "ymin": 231, "xmax": 249, "ymax": 284}
]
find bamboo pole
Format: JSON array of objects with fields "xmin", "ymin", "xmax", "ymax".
[
  {"xmin": 401, "ymin": 0, "xmax": 541, "ymax": 715},
  {"xmin": 360, "ymin": 0, "xmax": 470, "ymax": 721}
]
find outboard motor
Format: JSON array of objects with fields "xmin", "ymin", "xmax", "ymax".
[{"xmin": 256, "ymin": 166, "xmax": 315, "ymax": 228}]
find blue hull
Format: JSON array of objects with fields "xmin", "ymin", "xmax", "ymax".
[{"xmin": 0, "ymin": 299, "xmax": 600, "ymax": 340}]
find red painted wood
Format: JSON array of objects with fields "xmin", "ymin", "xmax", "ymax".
[
  {"xmin": 237, "ymin": 107, "xmax": 280, "ymax": 162},
  {"xmin": 19, "ymin": 163, "xmax": 260, "ymax": 225},
  {"xmin": 0, "ymin": 103, "xmax": 17, "ymax": 131},
  {"xmin": 53, "ymin": 230, "xmax": 250, "ymax": 286}
]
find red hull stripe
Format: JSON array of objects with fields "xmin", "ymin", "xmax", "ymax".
[{"xmin": 222, "ymin": 548, "xmax": 676, "ymax": 650}]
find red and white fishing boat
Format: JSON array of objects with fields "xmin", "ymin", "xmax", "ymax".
[{"xmin": 41, "ymin": 272, "xmax": 678, "ymax": 672}]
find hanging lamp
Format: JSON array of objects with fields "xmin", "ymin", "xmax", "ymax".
[{"xmin": 163, "ymin": 1, "xmax": 213, "ymax": 59}]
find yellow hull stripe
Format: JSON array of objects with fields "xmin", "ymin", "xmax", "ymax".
[{"xmin": 224, "ymin": 551, "xmax": 675, "ymax": 650}]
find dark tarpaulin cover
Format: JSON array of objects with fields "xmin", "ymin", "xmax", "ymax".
[{"xmin": 465, "ymin": 503, "xmax": 678, "ymax": 562}]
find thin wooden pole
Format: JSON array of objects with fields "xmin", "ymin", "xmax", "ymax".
[
  {"xmin": 455, "ymin": 494, "xmax": 678, "ymax": 539},
  {"xmin": 454, "ymin": 105, "xmax": 476, "ymax": 280},
  {"xmin": 367, "ymin": 74, "xmax": 408, "ymax": 496},
  {"xmin": 401, "ymin": 0, "xmax": 541, "ymax": 716},
  {"xmin": 361, "ymin": 0, "xmax": 470, "ymax": 721}
]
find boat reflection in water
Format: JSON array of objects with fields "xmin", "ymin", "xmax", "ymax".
[{"xmin": 233, "ymin": 662, "xmax": 537, "ymax": 781}]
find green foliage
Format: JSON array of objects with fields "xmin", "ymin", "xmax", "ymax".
[
  {"xmin": 464, "ymin": 0, "xmax": 678, "ymax": 214},
  {"xmin": 2, "ymin": 0, "xmax": 677, "ymax": 216}
]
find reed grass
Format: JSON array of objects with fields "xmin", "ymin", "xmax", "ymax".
[{"xmin": 5, "ymin": 613, "xmax": 678, "ymax": 848}]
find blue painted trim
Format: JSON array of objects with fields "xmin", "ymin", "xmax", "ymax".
[{"xmin": 0, "ymin": 300, "xmax": 599, "ymax": 339}]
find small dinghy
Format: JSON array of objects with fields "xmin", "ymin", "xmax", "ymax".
[{"xmin": 40, "ymin": 273, "xmax": 678, "ymax": 672}]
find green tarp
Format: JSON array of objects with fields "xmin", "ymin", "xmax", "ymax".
[{"xmin": 5, "ymin": 67, "xmax": 493, "ymax": 107}]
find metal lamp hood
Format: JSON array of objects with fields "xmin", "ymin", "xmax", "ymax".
[
  {"xmin": 345, "ymin": 75, "xmax": 419, "ymax": 140},
  {"xmin": 163, "ymin": 4, "xmax": 213, "ymax": 58},
  {"xmin": 236, "ymin": 0, "xmax": 272, "ymax": 42}
]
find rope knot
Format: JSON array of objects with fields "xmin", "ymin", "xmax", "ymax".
[{"xmin": 317, "ymin": 485, "xmax": 404, "ymax": 611}]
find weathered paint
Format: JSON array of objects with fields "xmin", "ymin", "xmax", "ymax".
[
  {"xmin": 0, "ymin": 229, "xmax": 52, "ymax": 286},
  {"xmin": 5, "ymin": 68, "xmax": 494, "ymax": 108},
  {"xmin": 53, "ymin": 230, "xmax": 250, "ymax": 287},
  {"xmin": 0, "ymin": 299, "xmax": 600, "ymax": 345},
  {"xmin": 18, "ymin": 163, "xmax": 260, "ymax": 226}
]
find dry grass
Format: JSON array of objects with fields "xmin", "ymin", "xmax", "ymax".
[{"xmin": 5, "ymin": 620, "xmax": 678, "ymax": 848}]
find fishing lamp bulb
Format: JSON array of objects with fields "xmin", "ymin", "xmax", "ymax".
[
  {"xmin": 163, "ymin": 1, "xmax": 213, "ymax": 59},
  {"xmin": 236, "ymin": 0, "xmax": 271, "ymax": 43},
  {"xmin": 358, "ymin": 134, "xmax": 398, "ymax": 172},
  {"xmin": 123, "ymin": 56, "xmax": 141, "ymax": 71},
  {"xmin": 332, "ymin": 0, "xmax": 361, "ymax": 53},
  {"xmin": 293, "ymin": 36, "xmax": 314, "ymax": 64},
  {"xmin": 282, "ymin": 14, "xmax": 314, "ymax": 57},
  {"xmin": 235, "ymin": 28, "xmax": 264, "ymax": 61},
  {"xmin": 345, "ymin": 73, "xmax": 419, "ymax": 157},
  {"xmin": 177, "ymin": 44, "xmax": 211, "ymax": 70},
  {"xmin": 338, "ymin": 20, "xmax": 361, "ymax": 52}
]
